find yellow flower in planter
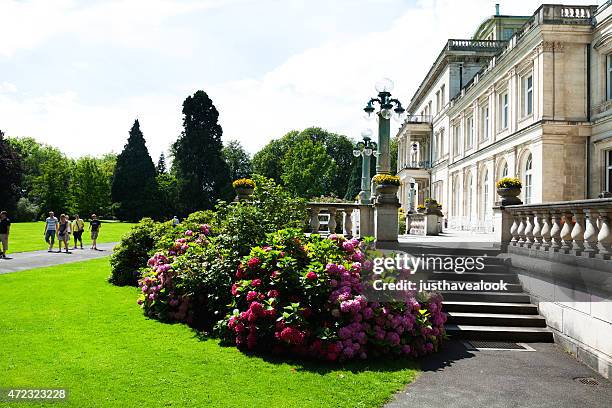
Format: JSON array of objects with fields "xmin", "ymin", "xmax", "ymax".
[
  {"xmin": 232, "ymin": 178, "xmax": 256, "ymax": 189},
  {"xmin": 372, "ymin": 174, "xmax": 400, "ymax": 186}
]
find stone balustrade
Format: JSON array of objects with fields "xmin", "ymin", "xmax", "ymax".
[
  {"xmin": 494, "ymin": 198, "xmax": 612, "ymax": 261},
  {"xmin": 307, "ymin": 202, "xmax": 373, "ymax": 238}
]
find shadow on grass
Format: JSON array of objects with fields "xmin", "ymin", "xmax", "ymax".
[{"xmin": 191, "ymin": 328, "xmax": 422, "ymax": 375}]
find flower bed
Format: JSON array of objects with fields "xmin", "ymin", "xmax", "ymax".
[{"xmin": 217, "ymin": 229, "xmax": 446, "ymax": 361}]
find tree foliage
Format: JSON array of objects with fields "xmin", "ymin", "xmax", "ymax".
[
  {"xmin": 222, "ymin": 140, "xmax": 252, "ymax": 181},
  {"xmin": 111, "ymin": 119, "xmax": 158, "ymax": 221},
  {"xmin": 0, "ymin": 130, "xmax": 23, "ymax": 213},
  {"xmin": 172, "ymin": 90, "xmax": 231, "ymax": 214},
  {"xmin": 72, "ymin": 157, "xmax": 112, "ymax": 217},
  {"xmin": 252, "ymin": 127, "xmax": 355, "ymax": 199}
]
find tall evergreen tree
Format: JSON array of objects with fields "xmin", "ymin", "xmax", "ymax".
[
  {"xmin": 156, "ymin": 153, "xmax": 167, "ymax": 174},
  {"xmin": 111, "ymin": 119, "xmax": 158, "ymax": 221},
  {"xmin": 0, "ymin": 130, "xmax": 23, "ymax": 213},
  {"xmin": 171, "ymin": 90, "xmax": 231, "ymax": 214}
]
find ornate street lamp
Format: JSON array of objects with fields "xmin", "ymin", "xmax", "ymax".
[
  {"xmin": 353, "ymin": 129, "xmax": 378, "ymax": 204},
  {"xmin": 363, "ymin": 78, "xmax": 406, "ymax": 175}
]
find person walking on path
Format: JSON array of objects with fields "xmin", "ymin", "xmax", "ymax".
[
  {"xmin": 57, "ymin": 214, "xmax": 71, "ymax": 254},
  {"xmin": 72, "ymin": 215, "xmax": 85, "ymax": 249},
  {"xmin": 0, "ymin": 211, "xmax": 11, "ymax": 259},
  {"xmin": 44, "ymin": 211, "xmax": 59, "ymax": 252},
  {"xmin": 172, "ymin": 216, "xmax": 180, "ymax": 227},
  {"xmin": 89, "ymin": 214, "xmax": 102, "ymax": 250}
]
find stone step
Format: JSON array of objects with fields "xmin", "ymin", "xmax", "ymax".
[
  {"xmin": 418, "ymin": 264, "xmax": 511, "ymax": 274},
  {"xmin": 440, "ymin": 291, "xmax": 531, "ymax": 303},
  {"xmin": 443, "ymin": 301, "xmax": 540, "ymax": 315},
  {"xmin": 426, "ymin": 281, "xmax": 523, "ymax": 292},
  {"xmin": 426, "ymin": 271, "xmax": 519, "ymax": 283},
  {"xmin": 445, "ymin": 324, "xmax": 554, "ymax": 342},
  {"xmin": 446, "ymin": 312, "xmax": 547, "ymax": 327}
]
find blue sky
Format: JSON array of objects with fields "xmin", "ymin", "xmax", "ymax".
[{"xmin": 0, "ymin": 0, "xmax": 601, "ymax": 160}]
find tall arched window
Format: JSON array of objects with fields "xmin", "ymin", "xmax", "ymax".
[
  {"xmin": 524, "ymin": 153, "xmax": 533, "ymax": 204},
  {"xmin": 482, "ymin": 169, "xmax": 489, "ymax": 216},
  {"xmin": 501, "ymin": 162, "xmax": 508, "ymax": 178},
  {"xmin": 452, "ymin": 175, "xmax": 460, "ymax": 216},
  {"xmin": 465, "ymin": 172, "xmax": 473, "ymax": 219}
]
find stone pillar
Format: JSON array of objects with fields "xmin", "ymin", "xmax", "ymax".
[
  {"xmin": 493, "ymin": 206, "xmax": 513, "ymax": 251},
  {"xmin": 358, "ymin": 205, "xmax": 374, "ymax": 238},
  {"xmin": 342, "ymin": 209, "xmax": 353, "ymax": 238},
  {"xmin": 374, "ymin": 185, "xmax": 400, "ymax": 243}
]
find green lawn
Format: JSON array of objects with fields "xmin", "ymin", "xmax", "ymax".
[
  {"xmin": 6, "ymin": 221, "xmax": 136, "ymax": 253},
  {"xmin": 0, "ymin": 258, "xmax": 419, "ymax": 407}
]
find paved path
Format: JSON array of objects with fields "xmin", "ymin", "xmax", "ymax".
[
  {"xmin": 0, "ymin": 242, "xmax": 117, "ymax": 274},
  {"xmin": 387, "ymin": 340, "xmax": 612, "ymax": 408}
]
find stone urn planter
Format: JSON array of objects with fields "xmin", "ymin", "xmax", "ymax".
[
  {"xmin": 417, "ymin": 207, "xmax": 426, "ymax": 214},
  {"xmin": 497, "ymin": 187, "xmax": 522, "ymax": 206},
  {"xmin": 375, "ymin": 183, "xmax": 399, "ymax": 196},
  {"xmin": 372, "ymin": 174, "xmax": 401, "ymax": 205},
  {"xmin": 232, "ymin": 178, "xmax": 255, "ymax": 202}
]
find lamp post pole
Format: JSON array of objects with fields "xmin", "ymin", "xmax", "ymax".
[
  {"xmin": 353, "ymin": 130, "xmax": 377, "ymax": 204},
  {"xmin": 363, "ymin": 78, "xmax": 406, "ymax": 175}
]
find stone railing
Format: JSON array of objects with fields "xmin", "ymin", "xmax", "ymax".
[
  {"xmin": 494, "ymin": 198, "xmax": 612, "ymax": 260},
  {"xmin": 404, "ymin": 115, "xmax": 433, "ymax": 123},
  {"xmin": 399, "ymin": 160, "xmax": 431, "ymax": 170},
  {"xmin": 446, "ymin": 39, "xmax": 507, "ymax": 52},
  {"xmin": 307, "ymin": 202, "xmax": 373, "ymax": 238}
]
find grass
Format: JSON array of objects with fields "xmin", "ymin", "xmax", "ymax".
[
  {"xmin": 0, "ymin": 258, "xmax": 419, "ymax": 407},
  {"xmin": 6, "ymin": 221, "xmax": 136, "ymax": 253}
]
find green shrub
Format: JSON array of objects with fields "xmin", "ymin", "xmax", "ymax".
[
  {"xmin": 109, "ymin": 218, "xmax": 158, "ymax": 286},
  {"xmin": 496, "ymin": 177, "xmax": 522, "ymax": 189}
]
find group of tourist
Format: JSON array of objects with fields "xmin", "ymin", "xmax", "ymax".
[
  {"xmin": 0, "ymin": 210, "xmax": 103, "ymax": 259},
  {"xmin": 43, "ymin": 211, "xmax": 102, "ymax": 254}
]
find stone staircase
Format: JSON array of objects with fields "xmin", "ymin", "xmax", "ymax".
[{"xmin": 415, "ymin": 250, "xmax": 554, "ymax": 343}]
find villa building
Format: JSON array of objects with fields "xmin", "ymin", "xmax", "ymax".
[{"xmin": 397, "ymin": 3, "xmax": 612, "ymax": 232}]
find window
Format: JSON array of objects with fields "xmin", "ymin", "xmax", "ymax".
[
  {"xmin": 500, "ymin": 92, "xmax": 509, "ymax": 129},
  {"xmin": 466, "ymin": 116, "xmax": 474, "ymax": 149},
  {"xmin": 481, "ymin": 105, "xmax": 489, "ymax": 141},
  {"xmin": 428, "ymin": 101, "xmax": 432, "ymax": 117},
  {"xmin": 465, "ymin": 173, "xmax": 473, "ymax": 218},
  {"xmin": 436, "ymin": 91, "xmax": 440, "ymax": 114},
  {"xmin": 523, "ymin": 75, "xmax": 533, "ymax": 116},
  {"xmin": 607, "ymin": 56, "xmax": 612, "ymax": 101},
  {"xmin": 524, "ymin": 153, "xmax": 533, "ymax": 204},
  {"xmin": 440, "ymin": 84, "xmax": 446, "ymax": 108},
  {"xmin": 439, "ymin": 128, "xmax": 445, "ymax": 156},
  {"xmin": 452, "ymin": 175, "xmax": 460, "ymax": 216},
  {"xmin": 482, "ymin": 170, "xmax": 490, "ymax": 216},
  {"xmin": 453, "ymin": 125, "xmax": 461, "ymax": 155},
  {"xmin": 606, "ymin": 150, "xmax": 612, "ymax": 192},
  {"xmin": 501, "ymin": 162, "xmax": 508, "ymax": 178},
  {"xmin": 502, "ymin": 28, "xmax": 514, "ymax": 40}
]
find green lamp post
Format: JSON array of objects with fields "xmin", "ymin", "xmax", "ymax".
[
  {"xmin": 363, "ymin": 78, "xmax": 406, "ymax": 175},
  {"xmin": 353, "ymin": 129, "xmax": 377, "ymax": 204}
]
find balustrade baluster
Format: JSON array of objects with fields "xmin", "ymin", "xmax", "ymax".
[
  {"xmin": 540, "ymin": 210, "xmax": 552, "ymax": 251},
  {"xmin": 343, "ymin": 209, "xmax": 353, "ymax": 238},
  {"xmin": 596, "ymin": 210, "xmax": 612, "ymax": 260},
  {"xmin": 571, "ymin": 211, "xmax": 585, "ymax": 256},
  {"xmin": 328, "ymin": 208, "xmax": 337, "ymax": 235},
  {"xmin": 510, "ymin": 214, "xmax": 520, "ymax": 246},
  {"xmin": 550, "ymin": 211, "xmax": 563, "ymax": 252},
  {"xmin": 309, "ymin": 207, "xmax": 320, "ymax": 233},
  {"xmin": 582, "ymin": 209, "xmax": 600, "ymax": 257},
  {"xmin": 532, "ymin": 212, "xmax": 543, "ymax": 250},
  {"xmin": 517, "ymin": 212, "xmax": 527, "ymax": 246},
  {"xmin": 560, "ymin": 210, "xmax": 574, "ymax": 253},
  {"xmin": 525, "ymin": 212, "xmax": 535, "ymax": 248}
]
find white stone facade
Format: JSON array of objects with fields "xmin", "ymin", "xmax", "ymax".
[{"xmin": 397, "ymin": 4, "xmax": 612, "ymax": 232}]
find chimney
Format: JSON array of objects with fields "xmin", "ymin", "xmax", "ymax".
[{"xmin": 495, "ymin": 3, "xmax": 500, "ymax": 16}]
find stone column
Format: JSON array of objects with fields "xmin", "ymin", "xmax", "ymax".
[
  {"xmin": 582, "ymin": 208, "xmax": 600, "ymax": 257},
  {"xmin": 493, "ymin": 207, "xmax": 513, "ymax": 251},
  {"xmin": 596, "ymin": 210, "xmax": 612, "ymax": 260}
]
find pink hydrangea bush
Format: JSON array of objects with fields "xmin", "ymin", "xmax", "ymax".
[
  {"xmin": 218, "ymin": 229, "xmax": 446, "ymax": 361},
  {"xmin": 137, "ymin": 223, "xmax": 213, "ymax": 324}
]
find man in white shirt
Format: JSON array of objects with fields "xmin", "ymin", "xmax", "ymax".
[{"xmin": 44, "ymin": 211, "xmax": 59, "ymax": 252}]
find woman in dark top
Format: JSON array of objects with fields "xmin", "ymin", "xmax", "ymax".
[{"xmin": 57, "ymin": 214, "xmax": 71, "ymax": 254}]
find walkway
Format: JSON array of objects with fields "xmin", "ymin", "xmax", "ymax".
[
  {"xmin": 387, "ymin": 340, "xmax": 612, "ymax": 408},
  {"xmin": 0, "ymin": 242, "xmax": 117, "ymax": 275}
]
